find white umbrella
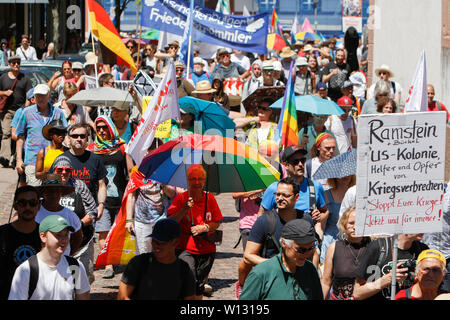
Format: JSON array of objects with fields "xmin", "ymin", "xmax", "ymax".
[{"xmin": 67, "ymin": 87, "xmax": 133, "ymax": 108}]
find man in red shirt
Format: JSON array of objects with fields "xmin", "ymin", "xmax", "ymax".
[{"xmin": 427, "ymin": 84, "xmax": 449, "ymax": 123}]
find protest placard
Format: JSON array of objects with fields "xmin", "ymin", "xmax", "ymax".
[
  {"xmin": 84, "ymin": 75, "xmax": 132, "ymax": 91},
  {"xmin": 143, "ymin": 96, "xmax": 171, "ymax": 139},
  {"xmin": 355, "ymin": 112, "xmax": 447, "ymax": 236}
]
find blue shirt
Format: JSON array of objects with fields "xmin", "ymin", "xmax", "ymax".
[
  {"xmin": 261, "ymin": 178, "xmax": 326, "ymax": 214},
  {"xmin": 188, "ymin": 71, "xmax": 212, "ymax": 86},
  {"xmin": 15, "ymin": 104, "xmax": 67, "ymax": 165},
  {"xmin": 11, "ymin": 107, "xmax": 24, "ymax": 129}
]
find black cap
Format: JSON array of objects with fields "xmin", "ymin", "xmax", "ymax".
[
  {"xmin": 280, "ymin": 145, "xmax": 307, "ymax": 162},
  {"xmin": 147, "ymin": 218, "xmax": 181, "ymax": 242},
  {"xmin": 282, "ymin": 219, "xmax": 316, "ymax": 244}
]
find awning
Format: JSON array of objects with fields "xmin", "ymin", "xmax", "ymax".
[{"xmin": 0, "ymin": 0, "xmax": 49, "ymax": 3}]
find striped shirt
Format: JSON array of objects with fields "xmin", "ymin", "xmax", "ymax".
[{"xmin": 15, "ymin": 104, "xmax": 67, "ymax": 165}]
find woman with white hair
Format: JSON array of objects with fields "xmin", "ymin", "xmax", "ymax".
[
  {"xmin": 242, "ymin": 60, "xmax": 263, "ymax": 101},
  {"xmin": 360, "ymin": 80, "xmax": 391, "ymax": 115},
  {"xmin": 42, "ymin": 42, "xmax": 56, "ymax": 60}
]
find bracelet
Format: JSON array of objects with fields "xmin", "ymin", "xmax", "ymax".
[
  {"xmin": 204, "ymin": 224, "xmax": 210, "ymax": 233},
  {"xmin": 126, "ymin": 219, "xmax": 134, "ymax": 223},
  {"xmin": 98, "ymin": 202, "xmax": 105, "ymax": 205}
]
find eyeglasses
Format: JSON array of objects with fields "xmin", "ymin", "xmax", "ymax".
[
  {"xmin": 55, "ymin": 167, "xmax": 73, "ymax": 174},
  {"xmin": 15, "ymin": 198, "xmax": 39, "ymax": 208},
  {"xmin": 294, "ymin": 245, "xmax": 315, "ymax": 254},
  {"xmin": 273, "ymin": 192, "xmax": 295, "ymax": 199},
  {"xmin": 287, "ymin": 157, "xmax": 306, "ymax": 166},
  {"xmin": 379, "ymin": 72, "xmax": 388, "ymax": 75},
  {"xmin": 127, "ymin": 45, "xmax": 134, "ymax": 49},
  {"xmin": 107, "ymin": 81, "xmax": 115, "ymax": 85},
  {"xmin": 69, "ymin": 133, "xmax": 87, "ymax": 139}
]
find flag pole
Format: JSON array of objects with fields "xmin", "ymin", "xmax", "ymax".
[
  {"xmin": 390, "ymin": 234, "xmax": 399, "ymax": 300},
  {"xmin": 87, "ymin": 0, "xmax": 99, "ymax": 88}
]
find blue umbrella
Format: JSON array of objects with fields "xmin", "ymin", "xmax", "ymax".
[
  {"xmin": 179, "ymin": 96, "xmax": 235, "ymax": 137},
  {"xmin": 312, "ymin": 148, "xmax": 356, "ymax": 179},
  {"xmin": 270, "ymin": 94, "xmax": 344, "ymax": 116}
]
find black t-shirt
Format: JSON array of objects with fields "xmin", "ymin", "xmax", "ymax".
[
  {"xmin": 0, "ymin": 223, "xmax": 41, "ymax": 300},
  {"xmin": 322, "ymin": 61, "xmax": 351, "ymax": 101},
  {"xmin": 0, "ymin": 72, "xmax": 32, "ymax": 111},
  {"xmin": 248, "ymin": 209, "xmax": 312, "ymax": 259},
  {"xmin": 355, "ymin": 238, "xmax": 429, "ymax": 300},
  {"xmin": 121, "ymin": 252, "xmax": 195, "ymax": 300},
  {"xmin": 58, "ymin": 150, "xmax": 107, "ymax": 202},
  {"xmin": 97, "ymin": 148, "xmax": 128, "ymax": 208}
]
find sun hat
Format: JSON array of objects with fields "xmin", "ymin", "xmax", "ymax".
[
  {"xmin": 279, "ymin": 46, "xmax": 296, "ymax": 59},
  {"xmin": 36, "ymin": 173, "xmax": 75, "ymax": 197},
  {"xmin": 303, "ymin": 44, "xmax": 313, "ymax": 52},
  {"xmin": 192, "ymin": 80, "xmax": 216, "ymax": 94},
  {"xmin": 262, "ymin": 60, "xmax": 274, "ymax": 70},
  {"xmin": 375, "ymin": 64, "xmax": 394, "ymax": 78},
  {"xmin": 296, "ymin": 57, "xmax": 308, "ymax": 67},
  {"xmin": 84, "ymin": 52, "xmax": 98, "ymax": 67},
  {"xmin": 42, "ymin": 119, "xmax": 67, "ymax": 141},
  {"xmin": 193, "ymin": 57, "xmax": 204, "ymax": 65},
  {"xmin": 272, "ymin": 60, "xmax": 282, "ymax": 72}
]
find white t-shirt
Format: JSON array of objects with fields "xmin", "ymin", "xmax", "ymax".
[
  {"xmin": 307, "ymin": 157, "xmax": 330, "ymax": 191},
  {"xmin": 325, "ymin": 115, "xmax": 355, "ymax": 155},
  {"xmin": 8, "ymin": 254, "xmax": 90, "ymax": 300},
  {"xmin": 231, "ymin": 54, "xmax": 250, "ymax": 71},
  {"xmin": 17, "ymin": 45, "xmax": 38, "ymax": 61},
  {"xmin": 35, "ymin": 207, "xmax": 82, "ymax": 256},
  {"xmin": 338, "ymin": 185, "xmax": 356, "ymax": 220}
]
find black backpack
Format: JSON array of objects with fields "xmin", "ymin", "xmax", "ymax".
[{"xmin": 27, "ymin": 254, "xmax": 79, "ymax": 300}]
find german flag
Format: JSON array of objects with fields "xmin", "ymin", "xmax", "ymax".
[{"xmin": 87, "ymin": 0, "xmax": 137, "ymax": 74}]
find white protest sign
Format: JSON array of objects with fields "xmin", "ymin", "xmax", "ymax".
[
  {"xmin": 355, "ymin": 112, "xmax": 447, "ymax": 236},
  {"xmin": 84, "ymin": 75, "xmax": 132, "ymax": 91}
]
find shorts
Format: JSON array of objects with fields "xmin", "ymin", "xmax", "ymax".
[
  {"xmin": 24, "ymin": 165, "xmax": 41, "ymax": 186},
  {"xmin": 95, "ymin": 206, "xmax": 119, "ymax": 233},
  {"xmin": 178, "ymin": 251, "xmax": 215, "ymax": 296}
]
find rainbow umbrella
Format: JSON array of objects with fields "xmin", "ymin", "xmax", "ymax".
[{"xmin": 138, "ymin": 134, "xmax": 280, "ymax": 193}]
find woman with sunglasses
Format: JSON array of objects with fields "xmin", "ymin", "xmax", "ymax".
[
  {"xmin": 246, "ymin": 98, "xmax": 278, "ymax": 152},
  {"xmin": 321, "ymin": 206, "xmax": 371, "ymax": 300},
  {"xmin": 87, "ymin": 116, "xmax": 133, "ymax": 279},
  {"xmin": 35, "ymin": 120, "xmax": 69, "ymax": 183}
]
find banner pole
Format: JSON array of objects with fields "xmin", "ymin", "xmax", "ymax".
[{"xmin": 390, "ymin": 234, "xmax": 399, "ymax": 300}]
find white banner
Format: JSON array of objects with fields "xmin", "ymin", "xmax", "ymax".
[
  {"xmin": 342, "ymin": 0, "xmax": 362, "ymax": 33},
  {"xmin": 125, "ymin": 61, "xmax": 180, "ymax": 167},
  {"xmin": 404, "ymin": 50, "xmax": 428, "ymax": 113},
  {"xmin": 355, "ymin": 112, "xmax": 447, "ymax": 236}
]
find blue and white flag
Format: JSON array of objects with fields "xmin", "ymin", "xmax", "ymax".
[
  {"xmin": 141, "ymin": 0, "xmax": 269, "ymax": 54},
  {"xmin": 179, "ymin": 0, "xmax": 194, "ymax": 72}
]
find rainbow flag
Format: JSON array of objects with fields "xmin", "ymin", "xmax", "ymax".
[
  {"xmin": 277, "ymin": 60, "xmax": 299, "ymax": 149},
  {"xmin": 95, "ymin": 167, "xmax": 154, "ymax": 269},
  {"xmin": 87, "ymin": 0, "xmax": 137, "ymax": 74},
  {"xmin": 270, "ymin": 8, "xmax": 284, "ymax": 36}
]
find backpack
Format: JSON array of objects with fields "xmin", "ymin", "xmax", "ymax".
[
  {"xmin": 27, "ymin": 254, "xmax": 79, "ymax": 300},
  {"xmin": 261, "ymin": 209, "xmax": 281, "ymax": 258}
]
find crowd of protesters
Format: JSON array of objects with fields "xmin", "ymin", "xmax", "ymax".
[{"xmin": 0, "ymin": 30, "xmax": 449, "ymax": 302}]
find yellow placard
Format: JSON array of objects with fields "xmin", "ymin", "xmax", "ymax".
[{"xmin": 142, "ymin": 96, "xmax": 172, "ymax": 138}]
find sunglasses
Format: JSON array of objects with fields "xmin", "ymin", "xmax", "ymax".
[
  {"xmin": 288, "ymin": 157, "xmax": 306, "ymax": 166},
  {"xmin": 220, "ymin": 54, "xmax": 230, "ymax": 58},
  {"xmin": 127, "ymin": 46, "xmax": 134, "ymax": 49},
  {"xmin": 258, "ymin": 106, "xmax": 271, "ymax": 111},
  {"xmin": 96, "ymin": 125, "xmax": 108, "ymax": 131},
  {"xmin": 176, "ymin": 68, "xmax": 185, "ymax": 72},
  {"xmin": 50, "ymin": 130, "xmax": 66, "ymax": 136},
  {"xmin": 55, "ymin": 167, "xmax": 73, "ymax": 174},
  {"xmin": 69, "ymin": 133, "xmax": 87, "ymax": 139},
  {"xmin": 10, "ymin": 61, "xmax": 20, "ymax": 66},
  {"xmin": 294, "ymin": 245, "xmax": 315, "ymax": 254},
  {"xmin": 263, "ymin": 70, "xmax": 273, "ymax": 74},
  {"xmin": 15, "ymin": 198, "xmax": 39, "ymax": 208}
]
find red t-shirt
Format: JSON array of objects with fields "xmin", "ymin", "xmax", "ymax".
[
  {"xmin": 167, "ymin": 191, "xmax": 223, "ymax": 255},
  {"xmin": 428, "ymin": 101, "xmax": 449, "ymax": 122},
  {"xmin": 395, "ymin": 284, "xmax": 449, "ymax": 300}
]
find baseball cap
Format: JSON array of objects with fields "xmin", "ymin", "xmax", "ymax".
[
  {"xmin": 148, "ymin": 218, "xmax": 181, "ymax": 242},
  {"xmin": 417, "ymin": 249, "xmax": 447, "ymax": 267},
  {"xmin": 281, "ymin": 219, "xmax": 316, "ymax": 245},
  {"xmin": 39, "ymin": 215, "xmax": 75, "ymax": 233},
  {"xmin": 280, "ymin": 145, "xmax": 307, "ymax": 162},
  {"xmin": 316, "ymin": 82, "xmax": 327, "ymax": 91},
  {"xmin": 272, "ymin": 60, "xmax": 282, "ymax": 72},
  {"xmin": 337, "ymin": 96, "xmax": 353, "ymax": 107},
  {"xmin": 8, "ymin": 54, "xmax": 21, "ymax": 62},
  {"xmin": 72, "ymin": 61, "xmax": 83, "ymax": 70},
  {"xmin": 341, "ymin": 80, "xmax": 353, "ymax": 89},
  {"xmin": 33, "ymin": 84, "xmax": 50, "ymax": 95},
  {"xmin": 193, "ymin": 57, "xmax": 204, "ymax": 65}
]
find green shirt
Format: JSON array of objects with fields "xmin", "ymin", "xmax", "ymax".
[{"xmin": 239, "ymin": 253, "xmax": 323, "ymax": 300}]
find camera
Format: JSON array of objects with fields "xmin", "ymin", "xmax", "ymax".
[{"xmin": 398, "ymin": 259, "xmax": 416, "ymax": 272}]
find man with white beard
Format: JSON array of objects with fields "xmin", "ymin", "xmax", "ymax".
[{"xmin": 187, "ymin": 57, "xmax": 212, "ymax": 87}]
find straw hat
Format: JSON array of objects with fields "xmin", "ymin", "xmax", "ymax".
[
  {"xmin": 192, "ymin": 80, "xmax": 216, "ymax": 94},
  {"xmin": 279, "ymin": 46, "xmax": 296, "ymax": 59},
  {"xmin": 375, "ymin": 64, "xmax": 394, "ymax": 78},
  {"xmin": 303, "ymin": 44, "xmax": 313, "ymax": 52},
  {"xmin": 84, "ymin": 52, "xmax": 98, "ymax": 67}
]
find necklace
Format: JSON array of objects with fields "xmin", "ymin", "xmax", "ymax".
[{"xmin": 345, "ymin": 240, "xmax": 363, "ymax": 266}]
